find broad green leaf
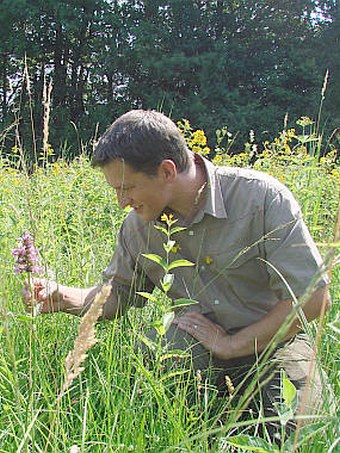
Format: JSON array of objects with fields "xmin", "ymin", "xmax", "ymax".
[
  {"xmin": 168, "ymin": 259, "xmax": 194, "ymax": 271},
  {"xmin": 136, "ymin": 291, "xmax": 158, "ymax": 303},
  {"xmin": 161, "ymin": 273, "xmax": 174, "ymax": 293},
  {"xmin": 173, "ymin": 298, "xmax": 198, "ymax": 307},
  {"xmin": 142, "ymin": 253, "xmax": 167, "ymax": 271},
  {"xmin": 153, "ymin": 320, "xmax": 166, "ymax": 336},
  {"xmin": 163, "ymin": 240, "xmax": 176, "ymax": 254},
  {"xmin": 222, "ymin": 434, "xmax": 278, "ymax": 452},
  {"xmin": 170, "ymin": 226, "xmax": 186, "ymax": 235},
  {"xmin": 154, "ymin": 224, "xmax": 167, "ymax": 235},
  {"xmin": 162, "ymin": 311, "xmax": 175, "ymax": 332},
  {"xmin": 282, "ymin": 369, "xmax": 297, "ymax": 411}
]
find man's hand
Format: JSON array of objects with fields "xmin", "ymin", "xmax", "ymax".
[
  {"xmin": 23, "ymin": 279, "xmax": 107, "ymax": 317},
  {"xmin": 173, "ymin": 286, "xmax": 331, "ymax": 361},
  {"xmin": 173, "ymin": 312, "xmax": 232, "ymax": 360},
  {"xmin": 22, "ymin": 278, "xmax": 63, "ymax": 314}
]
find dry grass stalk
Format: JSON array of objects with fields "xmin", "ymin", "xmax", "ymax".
[
  {"xmin": 23, "ymin": 55, "xmax": 38, "ymax": 166},
  {"xmin": 58, "ymin": 285, "xmax": 111, "ymax": 399},
  {"xmin": 42, "ymin": 75, "xmax": 53, "ymax": 160}
]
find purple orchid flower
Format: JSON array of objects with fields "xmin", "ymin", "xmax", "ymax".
[{"xmin": 12, "ymin": 230, "xmax": 43, "ymax": 275}]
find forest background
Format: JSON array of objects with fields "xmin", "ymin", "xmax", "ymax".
[{"xmin": 0, "ymin": 0, "xmax": 339, "ymax": 159}]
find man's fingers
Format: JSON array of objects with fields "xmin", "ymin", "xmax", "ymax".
[
  {"xmin": 173, "ymin": 312, "xmax": 227, "ymax": 350},
  {"xmin": 174, "ymin": 312, "xmax": 225, "ymax": 332},
  {"xmin": 21, "ymin": 279, "xmax": 59, "ymax": 314}
]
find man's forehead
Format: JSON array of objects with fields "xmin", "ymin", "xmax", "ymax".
[{"xmin": 102, "ymin": 159, "xmax": 130, "ymax": 186}]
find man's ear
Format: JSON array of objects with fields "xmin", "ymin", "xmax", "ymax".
[{"xmin": 158, "ymin": 159, "xmax": 177, "ymax": 182}]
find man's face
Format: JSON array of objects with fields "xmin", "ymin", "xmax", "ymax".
[{"xmin": 102, "ymin": 159, "xmax": 172, "ymax": 222}]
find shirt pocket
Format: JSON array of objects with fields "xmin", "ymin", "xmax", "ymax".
[
  {"xmin": 205, "ymin": 242, "xmax": 260, "ymax": 272},
  {"xmin": 206, "ymin": 242, "xmax": 271, "ymax": 300}
]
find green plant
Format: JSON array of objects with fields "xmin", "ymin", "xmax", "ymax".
[{"xmin": 137, "ymin": 212, "xmax": 198, "ymax": 337}]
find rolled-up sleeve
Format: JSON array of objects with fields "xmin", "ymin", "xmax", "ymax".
[
  {"xmin": 102, "ymin": 223, "xmax": 155, "ymax": 314},
  {"xmin": 263, "ymin": 184, "xmax": 329, "ymax": 300}
]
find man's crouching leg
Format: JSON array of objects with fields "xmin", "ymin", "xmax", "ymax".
[{"xmin": 252, "ymin": 333, "xmax": 330, "ymax": 444}]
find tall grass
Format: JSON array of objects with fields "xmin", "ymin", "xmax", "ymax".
[{"xmin": 0, "ymin": 120, "xmax": 339, "ymax": 452}]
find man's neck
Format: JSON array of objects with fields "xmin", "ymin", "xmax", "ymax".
[{"xmin": 167, "ymin": 154, "xmax": 207, "ymax": 223}]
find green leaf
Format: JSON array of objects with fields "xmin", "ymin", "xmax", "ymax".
[
  {"xmin": 169, "ymin": 226, "xmax": 186, "ymax": 235},
  {"xmin": 284, "ymin": 422, "xmax": 327, "ymax": 451},
  {"xmin": 162, "ymin": 311, "xmax": 175, "ymax": 332},
  {"xmin": 163, "ymin": 240, "xmax": 176, "ymax": 254},
  {"xmin": 282, "ymin": 369, "xmax": 297, "ymax": 411},
  {"xmin": 142, "ymin": 253, "xmax": 167, "ymax": 271},
  {"xmin": 16, "ymin": 314, "xmax": 34, "ymax": 322},
  {"xmin": 328, "ymin": 314, "xmax": 340, "ymax": 334},
  {"xmin": 294, "ymin": 134, "xmax": 318, "ymax": 144},
  {"xmin": 137, "ymin": 333, "xmax": 156, "ymax": 351},
  {"xmin": 161, "ymin": 273, "xmax": 174, "ymax": 293},
  {"xmin": 136, "ymin": 292, "xmax": 158, "ymax": 303},
  {"xmin": 154, "ymin": 224, "xmax": 167, "ymax": 235},
  {"xmin": 173, "ymin": 298, "xmax": 198, "ymax": 307},
  {"xmin": 222, "ymin": 434, "xmax": 278, "ymax": 452},
  {"xmin": 153, "ymin": 320, "xmax": 166, "ymax": 336},
  {"xmin": 168, "ymin": 259, "xmax": 194, "ymax": 271},
  {"xmin": 160, "ymin": 369, "xmax": 189, "ymax": 382}
]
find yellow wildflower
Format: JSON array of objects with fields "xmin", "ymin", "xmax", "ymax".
[
  {"xmin": 192, "ymin": 130, "xmax": 207, "ymax": 146},
  {"xmin": 160, "ymin": 212, "xmax": 174, "ymax": 223}
]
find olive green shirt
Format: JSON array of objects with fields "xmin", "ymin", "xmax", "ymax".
[{"xmin": 103, "ymin": 156, "xmax": 328, "ymax": 331}]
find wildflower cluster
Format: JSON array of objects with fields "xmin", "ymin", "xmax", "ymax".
[
  {"xmin": 177, "ymin": 119, "xmax": 210, "ymax": 156},
  {"xmin": 12, "ymin": 230, "xmax": 42, "ymax": 275}
]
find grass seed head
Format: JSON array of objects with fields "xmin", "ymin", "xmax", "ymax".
[{"xmin": 59, "ymin": 284, "xmax": 112, "ymax": 398}]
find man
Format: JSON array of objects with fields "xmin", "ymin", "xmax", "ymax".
[{"xmin": 25, "ymin": 110, "xmax": 331, "ymax": 439}]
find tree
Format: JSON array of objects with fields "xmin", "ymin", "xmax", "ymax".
[{"xmin": 0, "ymin": 0, "xmax": 337, "ymax": 158}]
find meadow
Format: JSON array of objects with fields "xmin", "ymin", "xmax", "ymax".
[{"xmin": 0, "ymin": 119, "xmax": 339, "ymax": 452}]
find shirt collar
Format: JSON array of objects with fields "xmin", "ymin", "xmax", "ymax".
[
  {"xmin": 193, "ymin": 154, "xmax": 228, "ymax": 222},
  {"xmin": 154, "ymin": 153, "xmax": 228, "ymax": 227}
]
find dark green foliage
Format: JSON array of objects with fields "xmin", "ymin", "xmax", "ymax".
[{"xmin": 0, "ymin": 0, "xmax": 339, "ymax": 158}]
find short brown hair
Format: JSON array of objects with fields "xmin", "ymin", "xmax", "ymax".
[{"xmin": 92, "ymin": 110, "xmax": 190, "ymax": 175}]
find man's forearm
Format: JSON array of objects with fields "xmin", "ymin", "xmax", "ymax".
[
  {"xmin": 58, "ymin": 284, "xmax": 121, "ymax": 319},
  {"xmin": 56, "ymin": 285, "xmax": 98, "ymax": 316},
  {"xmin": 174, "ymin": 285, "xmax": 331, "ymax": 361},
  {"xmin": 55, "ymin": 283, "xmax": 129, "ymax": 320},
  {"xmin": 217, "ymin": 285, "xmax": 331, "ymax": 360}
]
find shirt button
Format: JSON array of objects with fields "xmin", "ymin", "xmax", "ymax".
[
  {"xmin": 214, "ymin": 299, "xmax": 220, "ymax": 305},
  {"xmin": 188, "ymin": 230, "xmax": 194, "ymax": 236}
]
